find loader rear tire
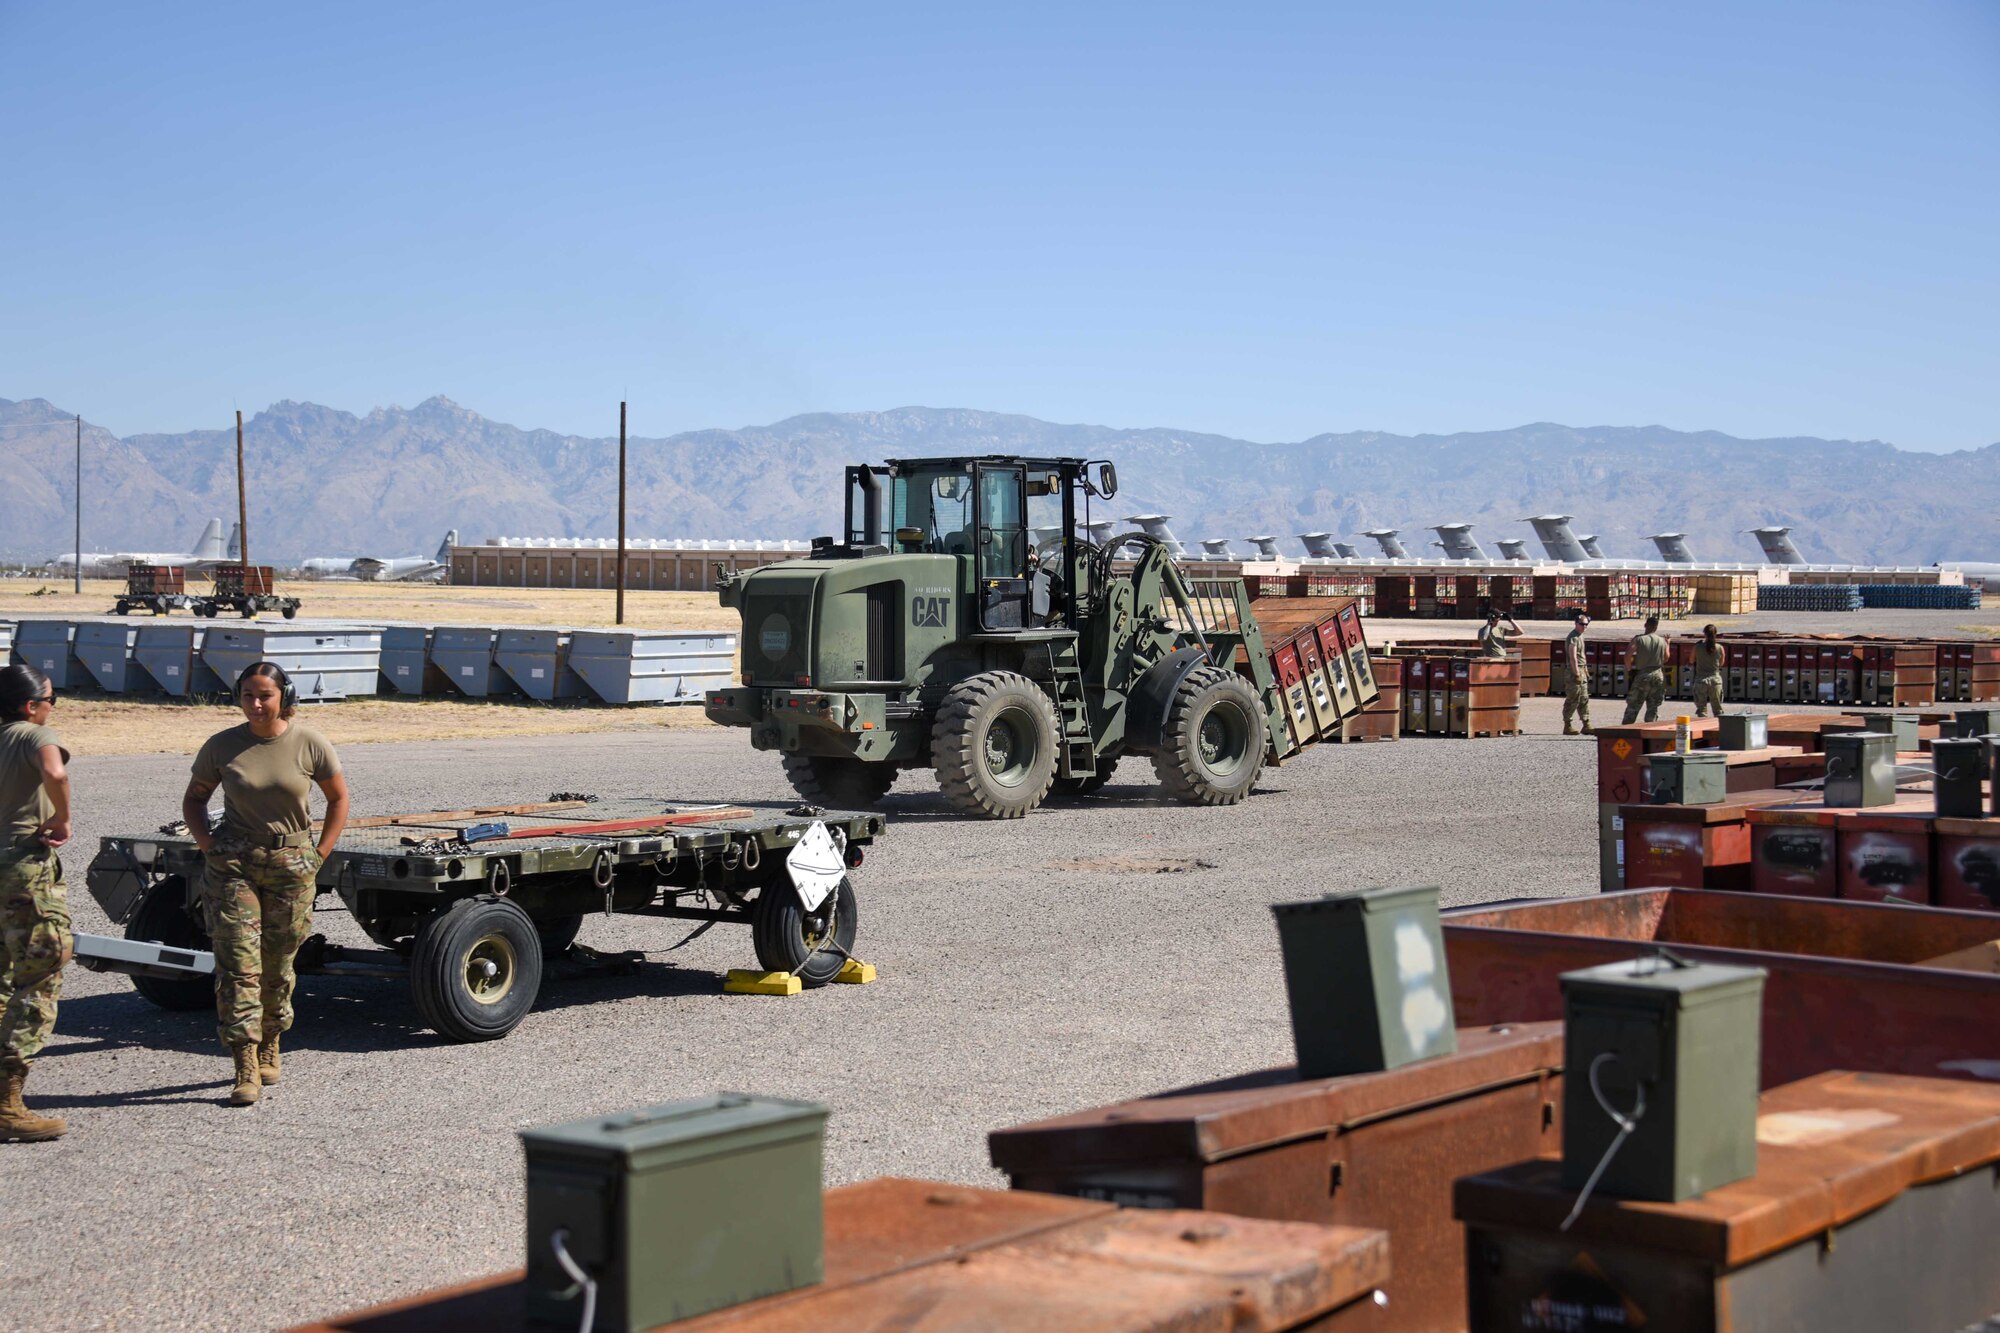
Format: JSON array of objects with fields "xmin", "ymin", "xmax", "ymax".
[
  {"xmin": 1152, "ymin": 667, "xmax": 1265, "ymax": 806},
  {"xmin": 780, "ymin": 753, "xmax": 897, "ymax": 809},
  {"xmin": 931, "ymin": 671, "xmax": 1059, "ymax": 819}
]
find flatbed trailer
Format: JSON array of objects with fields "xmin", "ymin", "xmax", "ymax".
[{"xmin": 80, "ymin": 797, "xmax": 884, "ymax": 1041}]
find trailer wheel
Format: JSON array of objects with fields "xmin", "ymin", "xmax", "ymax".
[
  {"xmin": 751, "ymin": 874, "xmax": 858, "ymax": 987},
  {"xmin": 410, "ymin": 896, "xmax": 543, "ymax": 1042},
  {"xmin": 126, "ymin": 878, "xmax": 217, "ymax": 1011},
  {"xmin": 1152, "ymin": 667, "xmax": 1265, "ymax": 806},
  {"xmin": 1052, "ymin": 747, "xmax": 1122, "ymax": 798},
  {"xmin": 780, "ymin": 753, "xmax": 896, "ymax": 808},
  {"xmin": 281, "ymin": 605, "xmax": 297, "ymax": 620},
  {"xmin": 931, "ymin": 671, "xmax": 1058, "ymax": 818}
]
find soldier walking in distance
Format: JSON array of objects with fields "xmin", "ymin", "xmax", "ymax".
[
  {"xmin": 1621, "ymin": 615, "xmax": 1669, "ymax": 725},
  {"xmin": 0, "ymin": 665, "xmax": 73, "ymax": 1143},
  {"xmin": 180, "ymin": 663, "xmax": 349, "ymax": 1107},
  {"xmin": 1561, "ymin": 614, "xmax": 1593, "ymax": 736},
  {"xmin": 1694, "ymin": 624, "xmax": 1727, "ymax": 718},
  {"xmin": 1477, "ymin": 609, "xmax": 1523, "ymax": 660}
]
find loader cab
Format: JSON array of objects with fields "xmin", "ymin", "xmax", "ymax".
[{"xmin": 843, "ymin": 456, "xmax": 1116, "ymax": 632}]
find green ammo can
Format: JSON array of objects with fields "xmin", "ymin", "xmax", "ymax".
[
  {"xmin": 1716, "ymin": 713, "xmax": 1766, "ymax": 751},
  {"xmin": 1890, "ymin": 713, "xmax": 1921, "ymax": 752},
  {"xmin": 1271, "ymin": 885, "xmax": 1456, "ymax": 1079},
  {"xmin": 1560, "ymin": 956, "xmax": 1765, "ymax": 1203},
  {"xmin": 1823, "ymin": 731, "xmax": 1897, "ymax": 808},
  {"xmin": 1646, "ymin": 751, "xmax": 1727, "ymax": 805},
  {"xmin": 520, "ymin": 1093, "xmax": 829, "ymax": 1332}
]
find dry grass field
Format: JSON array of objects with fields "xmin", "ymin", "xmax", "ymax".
[{"xmin": 2, "ymin": 577, "xmax": 734, "ymax": 756}]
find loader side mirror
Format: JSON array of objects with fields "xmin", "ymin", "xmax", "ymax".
[{"xmin": 1093, "ymin": 462, "xmax": 1118, "ymax": 499}]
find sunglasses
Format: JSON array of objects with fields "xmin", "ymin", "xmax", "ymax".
[{"xmin": 35, "ymin": 691, "xmax": 56, "ymax": 706}]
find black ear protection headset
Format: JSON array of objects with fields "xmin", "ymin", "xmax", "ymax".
[{"xmin": 238, "ymin": 661, "xmax": 299, "ymax": 712}]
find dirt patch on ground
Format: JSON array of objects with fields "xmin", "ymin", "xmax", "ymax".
[{"xmin": 1048, "ymin": 854, "xmax": 1219, "ymax": 875}]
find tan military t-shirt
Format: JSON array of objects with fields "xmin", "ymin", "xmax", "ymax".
[
  {"xmin": 0, "ymin": 721, "xmax": 66, "ymax": 841},
  {"xmin": 192, "ymin": 723, "xmax": 341, "ymax": 838},
  {"xmin": 1695, "ymin": 641, "xmax": 1724, "ymax": 679},
  {"xmin": 1631, "ymin": 633, "xmax": 1668, "ymax": 674},
  {"xmin": 1478, "ymin": 624, "xmax": 1514, "ymax": 659}
]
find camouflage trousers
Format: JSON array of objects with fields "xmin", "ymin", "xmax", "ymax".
[
  {"xmin": 201, "ymin": 839, "xmax": 320, "ymax": 1048},
  {"xmin": 1563, "ymin": 680, "xmax": 1592, "ymax": 731},
  {"xmin": 1621, "ymin": 670, "xmax": 1667, "ymax": 725},
  {"xmin": 0, "ymin": 845, "xmax": 71, "ymax": 1068},
  {"xmin": 1694, "ymin": 676, "xmax": 1726, "ymax": 718}
]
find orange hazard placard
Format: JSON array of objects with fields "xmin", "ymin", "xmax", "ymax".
[{"xmin": 1611, "ymin": 739, "xmax": 1633, "ymax": 759}]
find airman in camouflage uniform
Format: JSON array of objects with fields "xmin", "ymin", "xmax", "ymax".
[
  {"xmin": 1561, "ymin": 614, "xmax": 1593, "ymax": 735},
  {"xmin": 1621, "ymin": 615, "xmax": 1669, "ymax": 725},
  {"xmin": 1694, "ymin": 624, "xmax": 1727, "ymax": 718},
  {"xmin": 1, "ymin": 664, "xmax": 72, "ymax": 1143},
  {"xmin": 183, "ymin": 662, "xmax": 348, "ymax": 1107}
]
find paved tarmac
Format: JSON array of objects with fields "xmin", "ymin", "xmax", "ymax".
[{"xmin": 5, "ymin": 700, "xmax": 1609, "ymax": 1332}]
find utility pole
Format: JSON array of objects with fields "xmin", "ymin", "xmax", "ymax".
[
  {"xmin": 615, "ymin": 400, "xmax": 628, "ymax": 625},
  {"xmin": 73, "ymin": 415, "xmax": 82, "ymax": 593},
  {"xmin": 235, "ymin": 410, "xmax": 249, "ymax": 569}
]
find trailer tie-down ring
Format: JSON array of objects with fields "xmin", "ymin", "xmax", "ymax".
[
  {"xmin": 653, "ymin": 844, "xmax": 679, "ymax": 875},
  {"xmin": 741, "ymin": 838, "xmax": 761, "ymax": 872},
  {"xmin": 486, "ymin": 859, "xmax": 511, "ymax": 897}
]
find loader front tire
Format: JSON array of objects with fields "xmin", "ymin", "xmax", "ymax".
[
  {"xmin": 931, "ymin": 671, "xmax": 1059, "ymax": 819},
  {"xmin": 1153, "ymin": 667, "xmax": 1265, "ymax": 806},
  {"xmin": 780, "ymin": 753, "xmax": 897, "ymax": 809}
]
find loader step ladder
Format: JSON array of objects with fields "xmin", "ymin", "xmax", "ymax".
[{"xmin": 1044, "ymin": 641, "xmax": 1096, "ymax": 777}]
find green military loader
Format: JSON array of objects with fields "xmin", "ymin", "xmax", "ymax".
[{"xmin": 705, "ymin": 455, "xmax": 1372, "ymax": 818}]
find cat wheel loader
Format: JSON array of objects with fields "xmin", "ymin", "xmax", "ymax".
[{"xmin": 705, "ymin": 456, "xmax": 1375, "ymax": 817}]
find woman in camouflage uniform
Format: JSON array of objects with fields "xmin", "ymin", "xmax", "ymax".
[
  {"xmin": 181, "ymin": 662, "xmax": 349, "ymax": 1107},
  {"xmin": 0, "ymin": 664, "xmax": 73, "ymax": 1143}
]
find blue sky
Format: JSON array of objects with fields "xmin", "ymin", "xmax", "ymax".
[{"xmin": 4, "ymin": 1, "xmax": 1996, "ymax": 449}]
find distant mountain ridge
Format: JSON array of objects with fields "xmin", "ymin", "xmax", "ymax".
[{"xmin": 3, "ymin": 395, "xmax": 1996, "ymax": 565}]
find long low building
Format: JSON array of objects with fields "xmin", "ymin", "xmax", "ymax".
[{"xmin": 450, "ymin": 537, "xmax": 811, "ymax": 590}]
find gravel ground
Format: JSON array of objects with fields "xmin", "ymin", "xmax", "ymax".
[{"xmin": 8, "ymin": 699, "xmax": 1606, "ymax": 1332}]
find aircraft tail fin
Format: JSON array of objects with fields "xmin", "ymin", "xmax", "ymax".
[{"xmin": 191, "ymin": 518, "xmax": 226, "ymax": 562}]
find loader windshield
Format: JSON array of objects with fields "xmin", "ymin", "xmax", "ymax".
[{"xmin": 893, "ymin": 465, "xmax": 976, "ymax": 555}]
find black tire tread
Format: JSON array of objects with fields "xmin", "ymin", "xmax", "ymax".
[
  {"xmin": 779, "ymin": 753, "xmax": 897, "ymax": 808},
  {"xmin": 750, "ymin": 874, "xmax": 859, "ymax": 987},
  {"xmin": 126, "ymin": 879, "xmax": 216, "ymax": 1011},
  {"xmin": 408, "ymin": 894, "xmax": 542, "ymax": 1042},
  {"xmin": 930, "ymin": 671, "xmax": 1059, "ymax": 819},
  {"xmin": 1151, "ymin": 666, "xmax": 1266, "ymax": 806}
]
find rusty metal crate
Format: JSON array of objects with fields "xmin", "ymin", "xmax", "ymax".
[
  {"xmin": 1443, "ymin": 889, "xmax": 2000, "ymax": 1090},
  {"xmin": 988, "ymin": 1023, "xmax": 1563, "ymax": 1333},
  {"xmin": 280, "ymin": 1177, "xmax": 1391, "ymax": 1331}
]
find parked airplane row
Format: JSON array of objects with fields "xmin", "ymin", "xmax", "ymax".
[
  {"xmin": 1099, "ymin": 514, "xmax": 2000, "ymax": 588},
  {"xmin": 44, "ymin": 523, "xmax": 455, "ymax": 582}
]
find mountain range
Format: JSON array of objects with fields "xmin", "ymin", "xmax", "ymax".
[{"xmin": 3, "ymin": 395, "xmax": 1996, "ymax": 566}]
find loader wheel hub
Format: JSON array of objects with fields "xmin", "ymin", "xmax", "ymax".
[
  {"xmin": 984, "ymin": 713, "xmax": 1033, "ymax": 785},
  {"xmin": 1199, "ymin": 707, "xmax": 1248, "ymax": 776}
]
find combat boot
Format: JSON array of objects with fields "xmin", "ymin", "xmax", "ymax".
[
  {"xmin": 0, "ymin": 1061, "xmax": 66, "ymax": 1142},
  {"xmin": 229, "ymin": 1043, "xmax": 262, "ymax": 1106},
  {"xmin": 1563, "ymin": 725, "xmax": 1579, "ymax": 736},
  {"xmin": 257, "ymin": 1032, "xmax": 281, "ymax": 1086}
]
